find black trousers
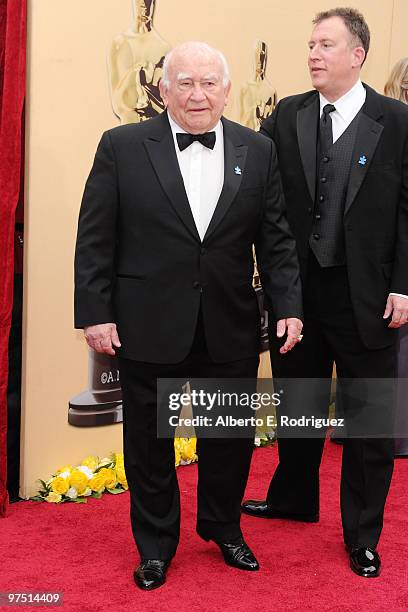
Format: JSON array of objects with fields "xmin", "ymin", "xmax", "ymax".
[
  {"xmin": 267, "ymin": 254, "xmax": 396, "ymax": 549},
  {"xmin": 118, "ymin": 313, "xmax": 259, "ymax": 561}
]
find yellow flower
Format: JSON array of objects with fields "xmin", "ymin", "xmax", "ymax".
[
  {"xmin": 114, "ymin": 453, "xmax": 124, "ymax": 468},
  {"xmin": 181, "ymin": 438, "xmax": 197, "ymax": 462},
  {"xmin": 98, "ymin": 467, "xmax": 117, "ymax": 489},
  {"xmin": 175, "ymin": 447, "xmax": 181, "ymax": 467},
  {"xmin": 69, "ymin": 469, "xmax": 89, "ymax": 495},
  {"xmin": 56, "ymin": 465, "xmax": 73, "ymax": 475},
  {"xmin": 81, "ymin": 456, "xmax": 98, "ymax": 471},
  {"xmin": 105, "ymin": 470, "xmax": 117, "ymax": 489},
  {"xmin": 99, "ymin": 457, "xmax": 112, "ymax": 467},
  {"xmin": 115, "ymin": 466, "xmax": 127, "ymax": 487},
  {"xmin": 45, "ymin": 492, "xmax": 62, "ymax": 503},
  {"xmin": 89, "ymin": 472, "xmax": 106, "ymax": 492},
  {"xmin": 51, "ymin": 476, "xmax": 69, "ymax": 495}
]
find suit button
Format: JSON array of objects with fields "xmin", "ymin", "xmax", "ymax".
[
  {"xmin": 200, "ymin": 248, "xmax": 206, "ymax": 255},
  {"xmin": 193, "ymin": 281, "xmax": 200, "ymax": 289},
  {"xmin": 315, "ymin": 214, "xmax": 321, "ymax": 220},
  {"xmin": 321, "ymin": 177, "xmax": 327, "ymax": 183},
  {"xmin": 319, "ymin": 195, "xmax": 324, "ymax": 202},
  {"xmin": 307, "ymin": 207, "xmax": 312, "ymax": 214},
  {"xmin": 313, "ymin": 233, "xmax": 320, "ymax": 240},
  {"xmin": 323, "ymin": 156, "xmax": 330, "ymax": 163}
]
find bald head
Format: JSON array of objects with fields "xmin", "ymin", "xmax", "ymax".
[
  {"xmin": 162, "ymin": 42, "xmax": 230, "ymax": 88},
  {"xmin": 159, "ymin": 41, "xmax": 231, "ymax": 134}
]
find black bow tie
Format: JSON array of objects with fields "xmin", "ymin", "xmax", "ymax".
[{"xmin": 176, "ymin": 131, "xmax": 216, "ymax": 151}]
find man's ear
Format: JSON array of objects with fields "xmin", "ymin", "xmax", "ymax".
[{"xmin": 353, "ymin": 46, "xmax": 366, "ymax": 69}]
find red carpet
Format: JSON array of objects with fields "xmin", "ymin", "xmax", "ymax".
[{"xmin": 1, "ymin": 442, "xmax": 408, "ymax": 611}]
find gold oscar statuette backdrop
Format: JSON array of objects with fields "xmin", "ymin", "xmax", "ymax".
[
  {"xmin": 240, "ymin": 40, "xmax": 277, "ymax": 131},
  {"xmin": 109, "ymin": 0, "xmax": 171, "ymax": 124}
]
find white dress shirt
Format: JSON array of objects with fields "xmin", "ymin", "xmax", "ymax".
[
  {"xmin": 319, "ymin": 80, "xmax": 407, "ymax": 301},
  {"xmin": 168, "ymin": 112, "xmax": 224, "ymax": 241},
  {"xmin": 319, "ymin": 78, "xmax": 366, "ymax": 143}
]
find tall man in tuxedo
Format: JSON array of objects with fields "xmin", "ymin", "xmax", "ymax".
[
  {"xmin": 242, "ymin": 8, "xmax": 408, "ymax": 577},
  {"xmin": 75, "ymin": 42, "xmax": 303, "ymax": 590}
]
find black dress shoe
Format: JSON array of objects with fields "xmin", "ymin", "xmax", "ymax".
[
  {"xmin": 241, "ymin": 499, "xmax": 319, "ymax": 523},
  {"xmin": 216, "ymin": 538, "xmax": 259, "ymax": 571},
  {"xmin": 133, "ymin": 559, "xmax": 170, "ymax": 590},
  {"xmin": 197, "ymin": 529, "xmax": 259, "ymax": 571},
  {"xmin": 349, "ymin": 547, "xmax": 381, "ymax": 578}
]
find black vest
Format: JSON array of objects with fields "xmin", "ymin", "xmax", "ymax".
[{"xmin": 309, "ymin": 111, "xmax": 361, "ymax": 267}]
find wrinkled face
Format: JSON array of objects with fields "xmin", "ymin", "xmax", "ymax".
[
  {"xmin": 160, "ymin": 52, "xmax": 230, "ymax": 134},
  {"xmin": 308, "ymin": 16, "xmax": 364, "ymax": 100}
]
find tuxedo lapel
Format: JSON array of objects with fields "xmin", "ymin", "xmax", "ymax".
[
  {"xmin": 143, "ymin": 112, "xmax": 201, "ymax": 242},
  {"xmin": 297, "ymin": 95, "xmax": 319, "ymax": 204},
  {"xmin": 204, "ymin": 117, "xmax": 248, "ymax": 241},
  {"xmin": 344, "ymin": 86, "xmax": 384, "ymax": 215}
]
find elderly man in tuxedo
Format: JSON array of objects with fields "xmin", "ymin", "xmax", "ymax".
[
  {"xmin": 242, "ymin": 8, "xmax": 408, "ymax": 578},
  {"xmin": 75, "ymin": 41, "xmax": 302, "ymax": 590}
]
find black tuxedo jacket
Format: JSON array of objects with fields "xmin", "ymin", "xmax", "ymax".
[
  {"xmin": 75, "ymin": 111, "xmax": 302, "ymax": 363},
  {"xmin": 261, "ymin": 84, "xmax": 408, "ymax": 350}
]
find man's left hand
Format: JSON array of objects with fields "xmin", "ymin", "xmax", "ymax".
[
  {"xmin": 383, "ymin": 294, "xmax": 408, "ymax": 328},
  {"xmin": 277, "ymin": 318, "xmax": 303, "ymax": 354}
]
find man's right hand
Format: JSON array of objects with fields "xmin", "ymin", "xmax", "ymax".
[
  {"xmin": 84, "ymin": 323, "xmax": 121, "ymax": 356},
  {"xmin": 276, "ymin": 317, "xmax": 303, "ymax": 354}
]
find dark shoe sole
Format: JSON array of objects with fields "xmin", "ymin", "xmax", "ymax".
[
  {"xmin": 135, "ymin": 578, "xmax": 166, "ymax": 591},
  {"xmin": 350, "ymin": 562, "xmax": 380, "ymax": 578},
  {"xmin": 223, "ymin": 557, "xmax": 259, "ymax": 571}
]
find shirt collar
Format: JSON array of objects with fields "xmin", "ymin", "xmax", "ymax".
[
  {"xmin": 319, "ymin": 79, "xmax": 366, "ymax": 122},
  {"xmin": 167, "ymin": 111, "xmax": 223, "ymax": 152}
]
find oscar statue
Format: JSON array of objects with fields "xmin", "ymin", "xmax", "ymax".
[
  {"xmin": 239, "ymin": 40, "xmax": 277, "ymax": 131},
  {"xmin": 108, "ymin": 0, "xmax": 171, "ymax": 125}
]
